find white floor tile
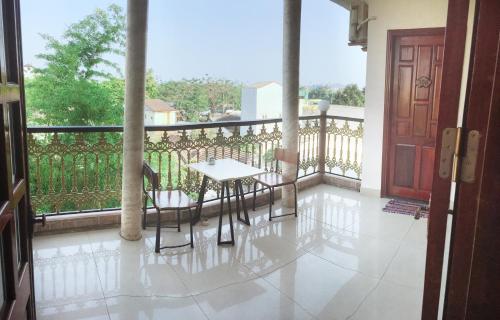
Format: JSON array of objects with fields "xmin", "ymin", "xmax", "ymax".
[
  {"xmin": 34, "ymin": 254, "xmax": 104, "ymax": 307},
  {"xmin": 264, "ymin": 253, "xmax": 378, "ymax": 320},
  {"xmin": 37, "ymin": 298, "xmax": 109, "ymax": 320},
  {"xmin": 196, "ymin": 278, "xmax": 312, "ymax": 320},
  {"xmin": 163, "ymin": 240, "xmax": 258, "ymax": 295},
  {"xmin": 106, "ymin": 296, "xmax": 206, "ymax": 320},
  {"xmin": 351, "ymin": 280, "xmax": 423, "ymax": 320},
  {"xmin": 383, "ymin": 243, "xmax": 427, "ymax": 288},
  {"xmin": 308, "ymin": 229, "xmax": 400, "ymax": 278},
  {"xmin": 33, "ymin": 231, "xmax": 92, "ymax": 261},
  {"xmin": 32, "ymin": 185, "xmax": 427, "ymax": 320}
]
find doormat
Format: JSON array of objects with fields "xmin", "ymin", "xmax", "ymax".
[{"xmin": 383, "ymin": 199, "xmax": 429, "ymax": 218}]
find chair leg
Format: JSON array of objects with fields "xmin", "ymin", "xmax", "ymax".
[
  {"xmin": 268, "ymin": 186, "xmax": 273, "ymax": 221},
  {"xmin": 252, "ymin": 181, "xmax": 258, "ymax": 211},
  {"xmin": 272, "ymin": 188, "xmax": 275, "ymax": 205},
  {"xmin": 293, "ymin": 183, "xmax": 298, "ymax": 217},
  {"xmin": 177, "ymin": 208, "xmax": 181, "ymax": 232},
  {"xmin": 142, "ymin": 195, "xmax": 148, "ymax": 230},
  {"xmin": 155, "ymin": 208, "xmax": 161, "ymax": 253},
  {"xmin": 188, "ymin": 207, "xmax": 194, "ymax": 248}
]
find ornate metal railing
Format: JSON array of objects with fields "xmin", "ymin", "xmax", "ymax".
[
  {"xmin": 324, "ymin": 115, "xmax": 363, "ymax": 179},
  {"xmin": 27, "ymin": 115, "xmax": 363, "ymax": 215}
]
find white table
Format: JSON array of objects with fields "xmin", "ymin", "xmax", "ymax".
[{"xmin": 189, "ymin": 159, "xmax": 264, "ymax": 245}]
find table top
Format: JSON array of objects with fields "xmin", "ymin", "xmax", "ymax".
[{"xmin": 188, "ymin": 158, "xmax": 265, "ymax": 182}]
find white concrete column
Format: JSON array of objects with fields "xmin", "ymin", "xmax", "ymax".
[
  {"xmin": 121, "ymin": 0, "xmax": 149, "ymax": 240},
  {"xmin": 282, "ymin": 0, "xmax": 302, "ymax": 208}
]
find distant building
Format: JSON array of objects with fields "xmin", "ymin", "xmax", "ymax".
[
  {"xmin": 144, "ymin": 99, "xmax": 177, "ymax": 126},
  {"xmin": 23, "ymin": 64, "xmax": 35, "ymax": 79},
  {"xmin": 240, "ymin": 81, "xmax": 282, "ymax": 121}
]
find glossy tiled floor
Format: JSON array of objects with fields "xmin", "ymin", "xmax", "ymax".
[{"xmin": 33, "ymin": 184, "xmax": 428, "ymax": 320}]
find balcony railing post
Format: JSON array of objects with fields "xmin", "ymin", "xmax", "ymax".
[{"xmin": 318, "ymin": 110, "xmax": 327, "ymax": 174}]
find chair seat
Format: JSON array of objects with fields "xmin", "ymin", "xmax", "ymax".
[
  {"xmin": 253, "ymin": 172, "xmax": 295, "ymax": 187},
  {"xmin": 148, "ymin": 190, "xmax": 197, "ymax": 209}
]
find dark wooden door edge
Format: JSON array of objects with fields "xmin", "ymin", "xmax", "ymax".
[
  {"xmin": 444, "ymin": 0, "xmax": 500, "ymax": 318},
  {"xmin": 421, "ymin": 0, "xmax": 471, "ymax": 319},
  {"xmin": 380, "ymin": 27, "xmax": 445, "ymax": 199}
]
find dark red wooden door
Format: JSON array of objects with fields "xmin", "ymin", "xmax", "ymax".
[
  {"xmin": 385, "ymin": 30, "xmax": 445, "ymax": 201},
  {"xmin": 443, "ymin": 0, "xmax": 500, "ymax": 318},
  {"xmin": 0, "ymin": 0, "xmax": 36, "ymax": 319}
]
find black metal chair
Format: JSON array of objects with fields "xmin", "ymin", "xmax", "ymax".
[
  {"xmin": 142, "ymin": 161, "xmax": 197, "ymax": 252},
  {"xmin": 252, "ymin": 148, "xmax": 299, "ymax": 221}
]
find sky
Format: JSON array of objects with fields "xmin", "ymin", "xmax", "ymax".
[{"xmin": 20, "ymin": 0, "xmax": 367, "ymax": 87}]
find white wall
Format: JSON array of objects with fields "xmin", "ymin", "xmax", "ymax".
[
  {"xmin": 256, "ymin": 83, "xmax": 283, "ymax": 119},
  {"xmin": 144, "ymin": 110, "xmax": 155, "ymax": 126},
  {"xmin": 361, "ymin": 0, "xmax": 449, "ymax": 196},
  {"xmin": 240, "ymin": 87, "xmax": 257, "ymax": 121}
]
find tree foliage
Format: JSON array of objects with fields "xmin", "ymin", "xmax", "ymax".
[
  {"xmin": 307, "ymin": 84, "xmax": 365, "ymax": 107},
  {"xmin": 157, "ymin": 76, "xmax": 242, "ymax": 121},
  {"xmin": 26, "ymin": 5, "xmax": 126, "ymax": 125},
  {"xmin": 145, "ymin": 69, "xmax": 160, "ymax": 99}
]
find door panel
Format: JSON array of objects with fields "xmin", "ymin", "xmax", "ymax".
[
  {"xmin": 384, "ymin": 29, "xmax": 445, "ymax": 201},
  {"xmin": 444, "ymin": 0, "xmax": 500, "ymax": 318},
  {"xmin": 0, "ymin": 0, "xmax": 35, "ymax": 319}
]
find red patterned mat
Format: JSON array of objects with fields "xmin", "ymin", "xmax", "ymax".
[{"xmin": 383, "ymin": 199, "xmax": 429, "ymax": 218}]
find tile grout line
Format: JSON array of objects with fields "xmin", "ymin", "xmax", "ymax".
[
  {"xmin": 87, "ymin": 230, "xmax": 113, "ymax": 320},
  {"xmin": 345, "ymin": 219, "xmax": 417, "ymax": 320}
]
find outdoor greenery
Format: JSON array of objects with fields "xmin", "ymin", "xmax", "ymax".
[
  {"xmin": 25, "ymin": 4, "xmax": 364, "ymax": 214},
  {"xmin": 305, "ymin": 84, "xmax": 365, "ymax": 107}
]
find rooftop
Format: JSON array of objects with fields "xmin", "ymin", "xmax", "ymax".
[{"xmin": 145, "ymin": 99, "xmax": 177, "ymax": 112}]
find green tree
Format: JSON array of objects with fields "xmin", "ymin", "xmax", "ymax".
[
  {"xmin": 157, "ymin": 77, "xmax": 242, "ymax": 121},
  {"xmin": 202, "ymin": 76, "xmax": 242, "ymax": 113},
  {"xmin": 145, "ymin": 69, "xmax": 160, "ymax": 99},
  {"xmin": 308, "ymin": 85, "xmax": 333, "ymax": 101},
  {"xmin": 158, "ymin": 79, "xmax": 208, "ymax": 121},
  {"xmin": 331, "ymin": 84, "xmax": 365, "ymax": 107},
  {"xmin": 26, "ymin": 5, "xmax": 126, "ymax": 126}
]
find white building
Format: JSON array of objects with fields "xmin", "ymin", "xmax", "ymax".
[
  {"xmin": 144, "ymin": 99, "xmax": 177, "ymax": 126},
  {"xmin": 240, "ymin": 81, "xmax": 282, "ymax": 120}
]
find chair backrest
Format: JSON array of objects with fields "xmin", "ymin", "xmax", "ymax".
[
  {"xmin": 143, "ymin": 161, "xmax": 159, "ymax": 193},
  {"xmin": 274, "ymin": 148, "xmax": 300, "ymax": 179}
]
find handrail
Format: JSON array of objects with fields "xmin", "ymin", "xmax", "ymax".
[
  {"xmin": 27, "ymin": 115, "xmax": 324, "ymax": 133},
  {"xmin": 325, "ymin": 115, "xmax": 363, "ymax": 122},
  {"xmin": 27, "ymin": 114, "xmax": 364, "ymax": 215}
]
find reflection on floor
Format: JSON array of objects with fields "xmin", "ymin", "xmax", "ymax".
[{"xmin": 33, "ymin": 184, "xmax": 427, "ymax": 320}]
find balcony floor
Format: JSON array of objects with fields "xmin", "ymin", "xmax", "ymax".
[{"xmin": 33, "ymin": 184, "xmax": 427, "ymax": 320}]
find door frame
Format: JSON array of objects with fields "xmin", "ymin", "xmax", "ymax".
[
  {"xmin": 0, "ymin": 0, "xmax": 36, "ymax": 318},
  {"xmin": 381, "ymin": 27, "xmax": 445, "ymax": 199}
]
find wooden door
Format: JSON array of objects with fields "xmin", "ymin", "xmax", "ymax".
[
  {"xmin": 443, "ymin": 0, "xmax": 500, "ymax": 318},
  {"xmin": 421, "ymin": 0, "xmax": 470, "ymax": 318},
  {"xmin": 383, "ymin": 29, "xmax": 445, "ymax": 201},
  {"xmin": 0, "ymin": 0, "xmax": 36, "ymax": 319}
]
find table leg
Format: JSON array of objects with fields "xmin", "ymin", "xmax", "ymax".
[
  {"xmin": 195, "ymin": 175, "xmax": 208, "ymax": 224},
  {"xmin": 235, "ymin": 181, "xmax": 241, "ymax": 221},
  {"xmin": 217, "ymin": 181, "xmax": 235, "ymax": 245},
  {"xmin": 225, "ymin": 182, "xmax": 235, "ymax": 245},
  {"xmin": 237, "ymin": 180, "xmax": 251, "ymax": 225}
]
